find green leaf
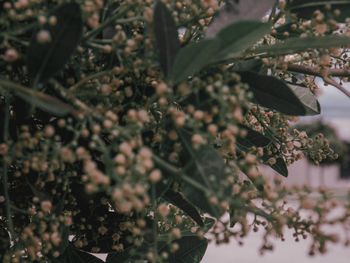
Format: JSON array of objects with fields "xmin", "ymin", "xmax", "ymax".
[
  {"xmin": 163, "ymin": 189, "xmax": 204, "ymax": 226},
  {"xmin": 160, "ymin": 236, "xmax": 208, "ymax": 263},
  {"xmin": 289, "ymin": 85, "xmax": 321, "ymax": 115},
  {"xmin": 27, "ymin": 3, "xmax": 83, "ymax": 83},
  {"xmin": 0, "ymin": 79, "xmax": 76, "ymax": 116},
  {"xmin": 169, "ymin": 39, "xmax": 220, "ymax": 84},
  {"xmin": 178, "ymin": 129, "xmax": 224, "ymax": 217},
  {"xmin": 154, "ymin": 1, "xmax": 181, "ymax": 76},
  {"xmin": 287, "ymin": 0, "xmax": 350, "ymax": 21},
  {"xmin": 213, "ymin": 21, "xmax": 272, "ymax": 62},
  {"xmin": 238, "ymin": 71, "xmax": 306, "ymax": 115},
  {"xmin": 254, "ymin": 35, "xmax": 350, "ymax": 56}
]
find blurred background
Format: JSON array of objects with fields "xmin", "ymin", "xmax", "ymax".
[{"xmin": 203, "ymin": 81, "xmax": 350, "ymax": 263}]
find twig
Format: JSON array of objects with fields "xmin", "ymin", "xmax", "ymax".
[
  {"xmin": 323, "ymin": 76, "xmax": 350, "ymax": 98},
  {"xmin": 151, "ymin": 185, "xmax": 158, "ymax": 258},
  {"xmin": 69, "ymin": 70, "xmax": 112, "ymax": 93}
]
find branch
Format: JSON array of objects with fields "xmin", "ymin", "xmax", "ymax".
[
  {"xmin": 323, "ymin": 76, "xmax": 350, "ymax": 98},
  {"xmin": 286, "ymin": 64, "xmax": 350, "ymax": 78},
  {"xmin": 285, "ymin": 64, "xmax": 350, "ymax": 98}
]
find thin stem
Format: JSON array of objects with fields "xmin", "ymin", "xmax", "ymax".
[
  {"xmin": 282, "ymin": 64, "xmax": 350, "ymax": 98},
  {"xmin": 69, "ymin": 70, "xmax": 112, "ymax": 93},
  {"xmin": 268, "ymin": 0, "xmax": 278, "ymax": 22},
  {"xmin": 152, "ymin": 155, "xmax": 211, "ymax": 195},
  {"xmin": 151, "ymin": 185, "xmax": 158, "ymax": 256}
]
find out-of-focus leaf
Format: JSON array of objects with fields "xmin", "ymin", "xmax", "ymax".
[
  {"xmin": 289, "ymin": 85, "xmax": 321, "ymax": 115},
  {"xmin": 169, "ymin": 39, "xmax": 220, "ymax": 84},
  {"xmin": 206, "ymin": 0, "xmax": 275, "ymax": 37},
  {"xmin": 287, "ymin": 0, "xmax": 350, "ymax": 21},
  {"xmin": 213, "ymin": 21, "xmax": 272, "ymax": 62},
  {"xmin": 154, "ymin": 1, "xmax": 181, "ymax": 76},
  {"xmin": 164, "ymin": 189, "xmax": 204, "ymax": 226},
  {"xmin": 254, "ymin": 35, "xmax": 350, "ymax": 56},
  {"xmin": 238, "ymin": 71, "xmax": 306, "ymax": 115},
  {"xmin": 27, "ymin": 3, "xmax": 83, "ymax": 83},
  {"xmin": 231, "ymin": 59, "xmax": 263, "ymax": 72},
  {"xmin": 0, "ymin": 79, "xmax": 76, "ymax": 116}
]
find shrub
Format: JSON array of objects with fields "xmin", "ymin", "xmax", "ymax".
[{"xmin": 1, "ymin": 0, "xmax": 350, "ymax": 262}]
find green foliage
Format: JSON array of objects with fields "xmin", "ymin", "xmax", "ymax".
[
  {"xmin": 1, "ymin": 0, "xmax": 350, "ymax": 262},
  {"xmin": 170, "ymin": 39, "xmax": 220, "ymax": 84},
  {"xmin": 213, "ymin": 21, "xmax": 272, "ymax": 62}
]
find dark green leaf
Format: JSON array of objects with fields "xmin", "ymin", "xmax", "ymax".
[
  {"xmin": 254, "ymin": 35, "xmax": 350, "ymax": 56},
  {"xmin": 0, "ymin": 227, "xmax": 10, "ymax": 259},
  {"xmin": 237, "ymin": 126, "xmax": 271, "ymax": 152},
  {"xmin": 154, "ymin": 1, "xmax": 181, "ymax": 76},
  {"xmin": 178, "ymin": 129, "xmax": 224, "ymax": 217},
  {"xmin": 160, "ymin": 236, "xmax": 208, "ymax": 263},
  {"xmin": 0, "ymin": 79, "xmax": 76, "ymax": 116},
  {"xmin": 53, "ymin": 244, "xmax": 104, "ymax": 263},
  {"xmin": 206, "ymin": 0, "xmax": 275, "ymax": 37},
  {"xmin": 173, "ymin": 217, "xmax": 216, "ymax": 238},
  {"xmin": 236, "ymin": 127, "xmax": 288, "ymax": 177},
  {"xmin": 169, "ymin": 39, "xmax": 220, "ymax": 84},
  {"xmin": 289, "ymin": 85, "xmax": 321, "ymax": 115},
  {"xmin": 238, "ymin": 71, "xmax": 306, "ymax": 115},
  {"xmin": 213, "ymin": 21, "xmax": 272, "ymax": 62},
  {"xmin": 27, "ymin": 3, "xmax": 83, "ymax": 83},
  {"xmin": 263, "ymin": 156, "xmax": 288, "ymax": 177},
  {"xmin": 287, "ymin": 0, "xmax": 350, "ymax": 21},
  {"xmin": 231, "ymin": 59, "xmax": 263, "ymax": 72},
  {"xmin": 164, "ymin": 189, "xmax": 204, "ymax": 226}
]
